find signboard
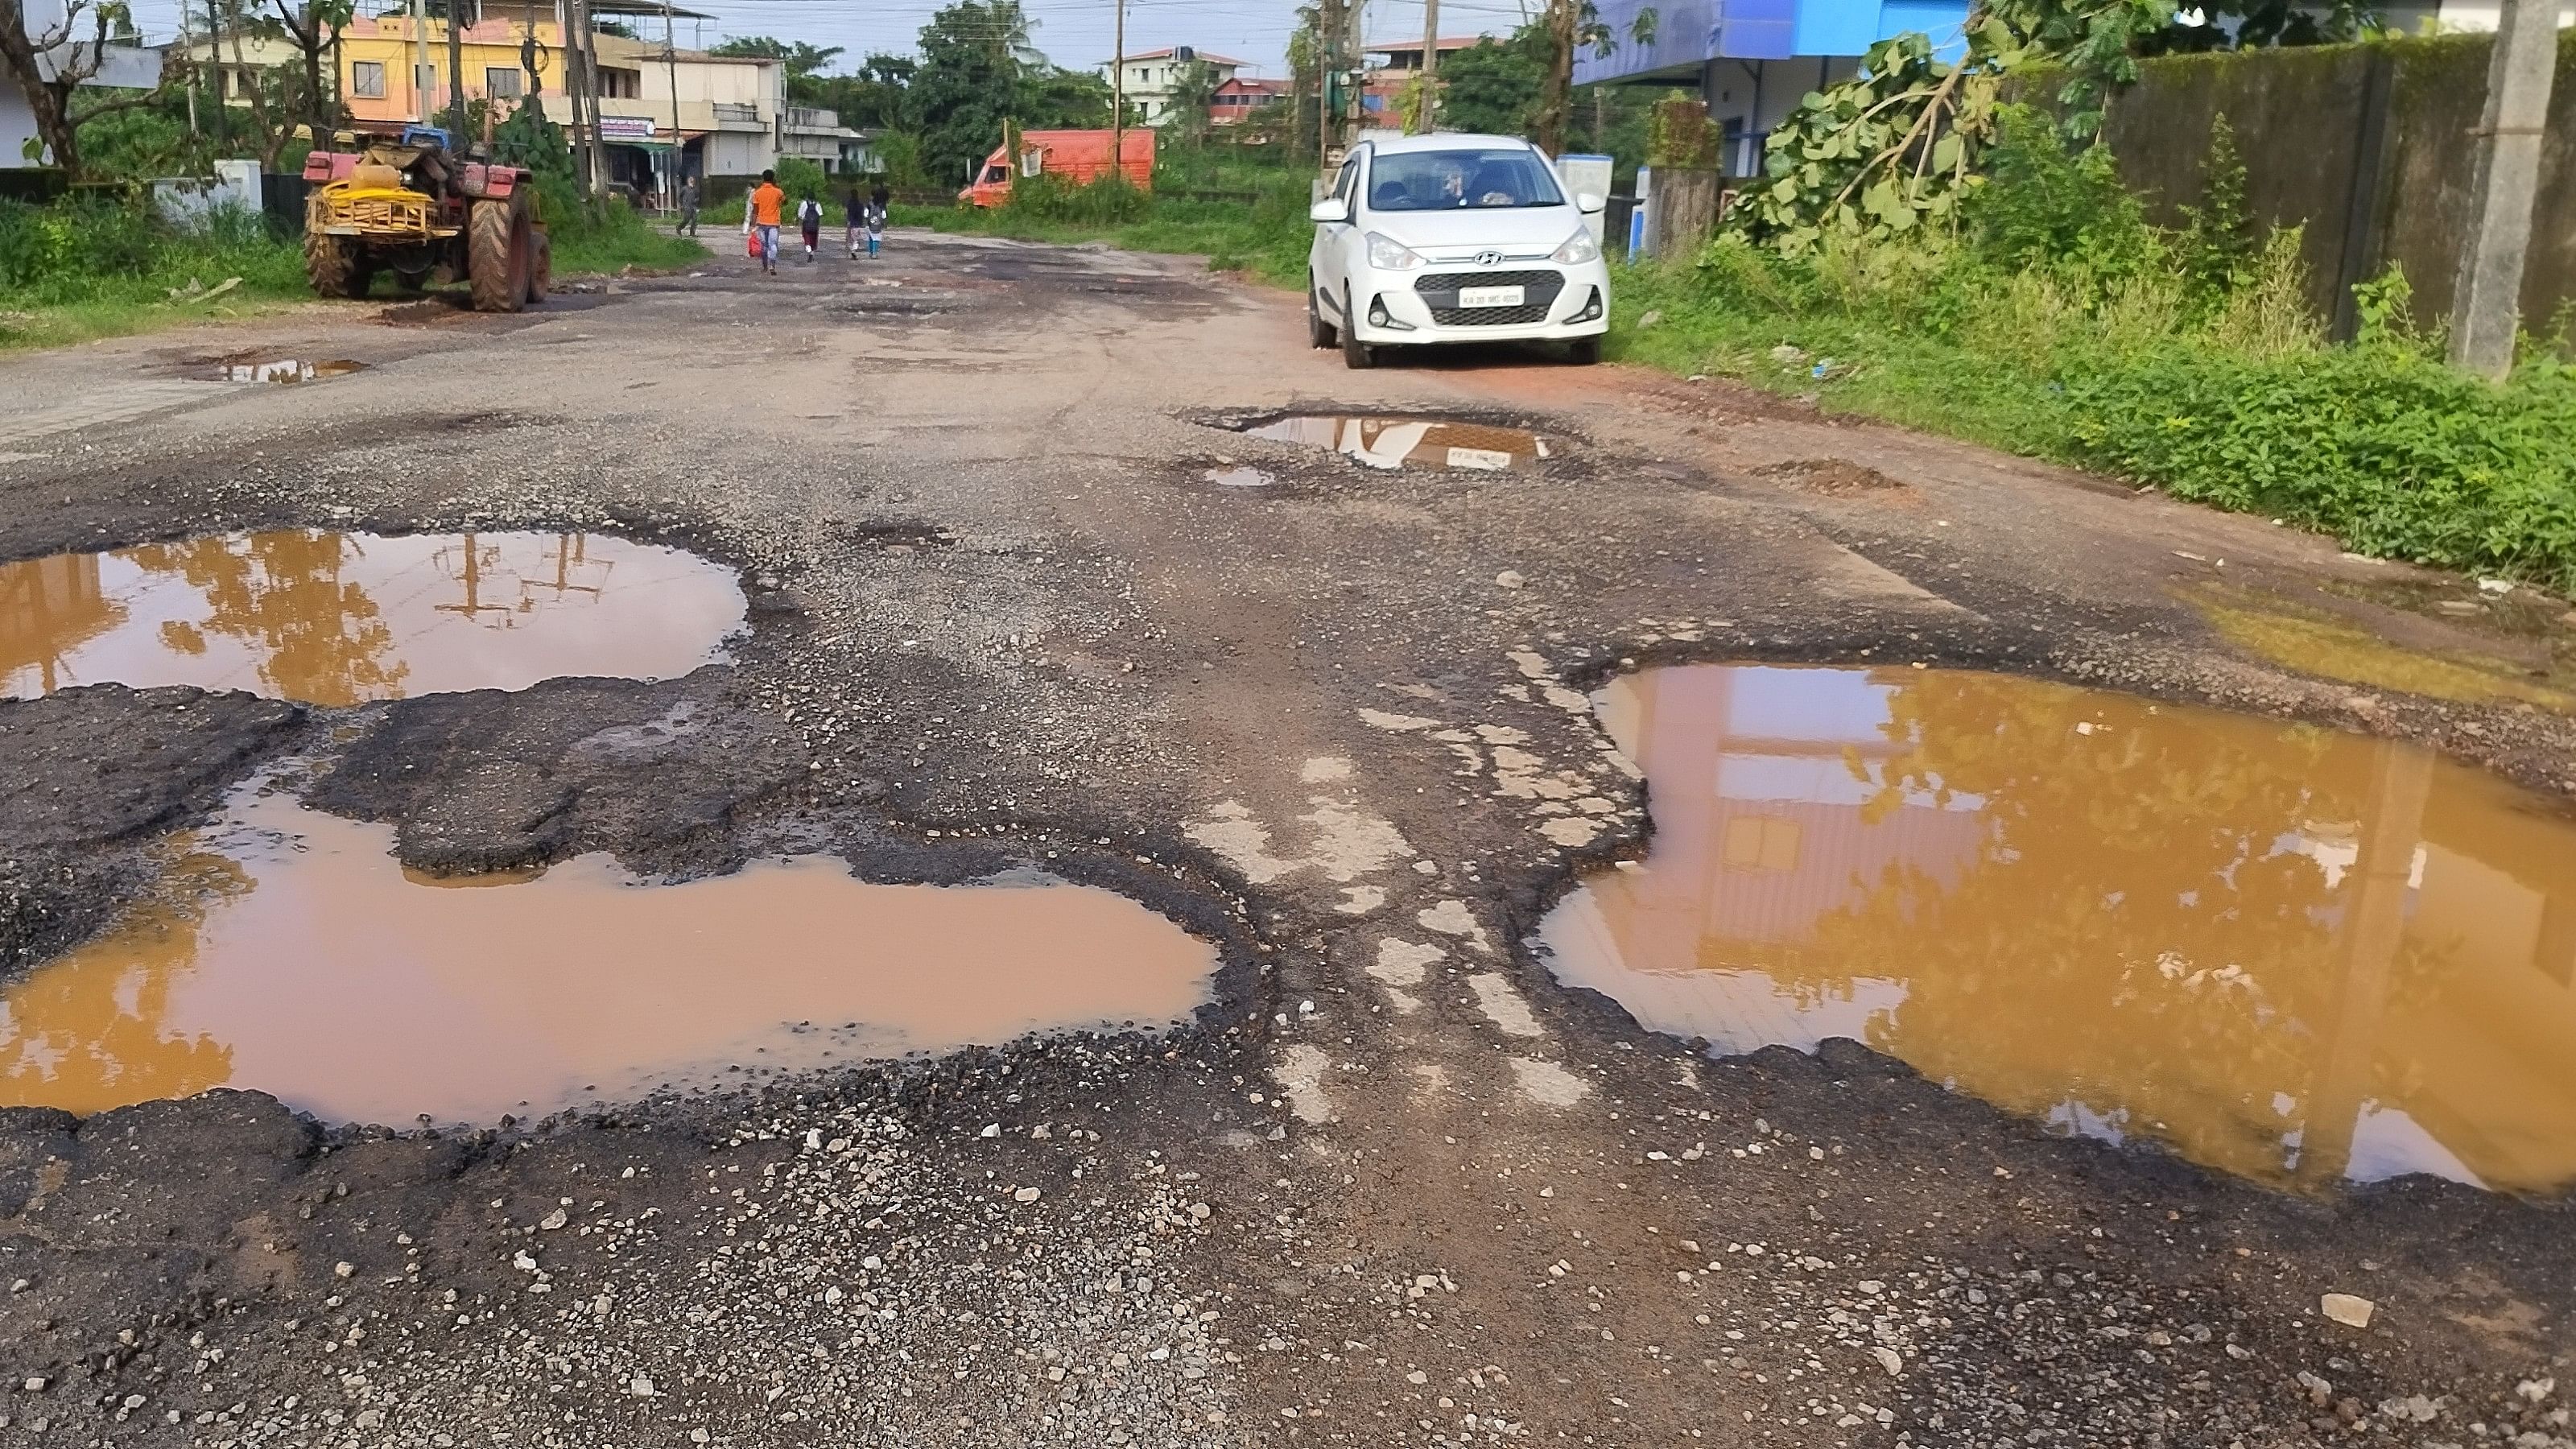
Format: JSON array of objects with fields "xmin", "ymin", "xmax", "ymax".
[{"xmin": 599, "ymin": 115, "xmax": 658, "ymax": 141}]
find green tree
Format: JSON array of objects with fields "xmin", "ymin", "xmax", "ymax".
[
  {"xmin": 1163, "ymin": 56, "xmax": 1221, "ymax": 145},
  {"xmin": 1437, "ymin": 30, "xmax": 1546, "ymax": 138},
  {"xmin": 908, "ymin": 0, "xmax": 1034, "ymax": 187}
]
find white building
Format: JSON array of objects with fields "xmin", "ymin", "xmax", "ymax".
[
  {"xmin": 2, "ymin": 0, "xmax": 163, "ymax": 168},
  {"xmin": 1104, "ymin": 46, "xmax": 1245, "ymax": 126}
]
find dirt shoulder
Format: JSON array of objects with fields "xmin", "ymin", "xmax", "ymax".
[{"xmin": 0, "ymin": 230, "xmax": 2568, "ymax": 1448}]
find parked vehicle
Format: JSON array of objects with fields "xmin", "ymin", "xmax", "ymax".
[
  {"xmin": 299, "ymin": 125, "xmax": 547, "ymax": 312},
  {"xmin": 1305, "ymin": 133, "xmax": 1610, "ymax": 369},
  {"xmin": 960, "ymin": 129, "xmax": 1156, "ymax": 208}
]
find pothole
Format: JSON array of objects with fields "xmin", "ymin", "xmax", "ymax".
[
  {"xmin": 1535, "ymin": 661, "xmax": 2576, "ymax": 1195},
  {"xmin": 1241, "ymin": 415, "xmax": 1552, "ymax": 472},
  {"xmin": 0, "ymin": 779, "xmax": 1217, "ymax": 1125},
  {"xmin": 1205, "ymin": 466, "xmax": 1275, "ymax": 488},
  {"xmin": 1, "ymin": 529, "xmax": 744, "ymax": 705},
  {"xmin": 213, "ymin": 357, "xmax": 366, "ymax": 384}
]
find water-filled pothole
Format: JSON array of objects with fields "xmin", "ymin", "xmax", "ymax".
[
  {"xmin": 1537, "ymin": 663, "xmax": 2576, "ymax": 1194},
  {"xmin": 1243, "ymin": 415, "xmax": 1550, "ymax": 472},
  {"xmin": 0, "ymin": 782, "xmax": 1217, "ymax": 1124},
  {"xmin": 1, "ymin": 530, "xmax": 744, "ymax": 705},
  {"xmin": 1205, "ymin": 466, "xmax": 1275, "ymax": 488},
  {"xmin": 216, "ymin": 357, "xmax": 365, "ymax": 384}
]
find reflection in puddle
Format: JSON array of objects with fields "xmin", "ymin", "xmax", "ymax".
[
  {"xmin": 0, "ymin": 785, "xmax": 1217, "ymax": 1124},
  {"xmin": 1538, "ymin": 663, "xmax": 2576, "ymax": 1194},
  {"xmin": 0, "ymin": 530, "xmax": 744, "ymax": 705},
  {"xmin": 219, "ymin": 358, "xmax": 366, "ymax": 384},
  {"xmin": 1244, "ymin": 415, "xmax": 1550, "ymax": 472},
  {"xmin": 1206, "ymin": 466, "xmax": 1275, "ymax": 488}
]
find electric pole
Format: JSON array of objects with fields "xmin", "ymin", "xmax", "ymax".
[
  {"xmin": 1110, "ymin": 0, "xmax": 1125, "ymax": 183},
  {"xmin": 568, "ymin": 0, "xmax": 607, "ymax": 200},
  {"xmin": 2448, "ymin": 0, "xmax": 2557, "ymax": 380},
  {"xmin": 447, "ymin": 0, "xmax": 468, "ymax": 138},
  {"xmin": 1418, "ymin": 0, "xmax": 1437, "ymax": 134},
  {"xmin": 663, "ymin": 0, "xmax": 682, "ymax": 210},
  {"xmin": 408, "ymin": 0, "xmax": 428, "ymax": 125}
]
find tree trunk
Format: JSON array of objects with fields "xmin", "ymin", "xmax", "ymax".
[
  {"xmin": 1536, "ymin": 0, "xmax": 1575, "ymax": 157},
  {"xmin": 0, "ymin": 0, "xmax": 87, "ymax": 174}
]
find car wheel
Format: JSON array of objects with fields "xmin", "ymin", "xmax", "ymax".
[
  {"xmin": 1567, "ymin": 336, "xmax": 1602, "ymax": 365},
  {"xmin": 1307, "ymin": 276, "xmax": 1336, "ymax": 349},
  {"xmin": 1340, "ymin": 286, "xmax": 1375, "ymax": 370}
]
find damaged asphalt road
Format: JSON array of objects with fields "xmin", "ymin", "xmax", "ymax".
[{"xmin": 1, "ymin": 229, "xmax": 2573, "ymax": 1447}]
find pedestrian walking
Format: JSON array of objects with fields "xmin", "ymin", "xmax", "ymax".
[
  {"xmin": 865, "ymin": 196, "xmax": 886, "ymax": 259},
  {"xmin": 677, "ymin": 175, "xmax": 700, "ymax": 236},
  {"xmin": 797, "ymin": 191, "xmax": 823, "ymax": 263},
  {"xmin": 744, "ymin": 169, "xmax": 784, "ymax": 275},
  {"xmin": 844, "ymin": 187, "xmax": 865, "ymax": 259}
]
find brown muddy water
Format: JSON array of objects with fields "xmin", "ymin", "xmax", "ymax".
[
  {"xmin": 1243, "ymin": 415, "xmax": 1551, "ymax": 472},
  {"xmin": 1536, "ymin": 663, "xmax": 2576, "ymax": 1195},
  {"xmin": 0, "ymin": 783, "xmax": 1217, "ymax": 1125},
  {"xmin": 0, "ymin": 530, "xmax": 743, "ymax": 705}
]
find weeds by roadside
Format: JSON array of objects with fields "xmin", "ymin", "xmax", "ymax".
[
  {"xmin": 0, "ymin": 187, "xmax": 705, "ymax": 353},
  {"xmin": 1612, "ymin": 107, "xmax": 2576, "ymax": 593}
]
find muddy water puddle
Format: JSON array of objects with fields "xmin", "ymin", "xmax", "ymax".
[
  {"xmin": 0, "ymin": 784, "xmax": 1217, "ymax": 1124},
  {"xmin": 1243, "ymin": 415, "xmax": 1550, "ymax": 472},
  {"xmin": 2190, "ymin": 584, "xmax": 2575, "ymax": 714},
  {"xmin": 1, "ymin": 530, "xmax": 743, "ymax": 705},
  {"xmin": 1537, "ymin": 663, "xmax": 2576, "ymax": 1193},
  {"xmin": 216, "ymin": 358, "xmax": 365, "ymax": 384}
]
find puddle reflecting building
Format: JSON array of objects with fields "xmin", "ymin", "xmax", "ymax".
[{"xmin": 1542, "ymin": 664, "xmax": 2576, "ymax": 1193}]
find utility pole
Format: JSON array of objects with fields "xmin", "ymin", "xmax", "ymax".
[
  {"xmin": 1110, "ymin": 0, "xmax": 1125, "ymax": 183},
  {"xmin": 179, "ymin": 0, "xmax": 200, "ymax": 137},
  {"xmin": 662, "ymin": 0, "xmax": 681, "ymax": 211},
  {"xmin": 409, "ymin": 0, "xmax": 429, "ymax": 125},
  {"xmin": 568, "ymin": 0, "xmax": 607, "ymax": 199},
  {"xmin": 2448, "ymin": 0, "xmax": 2557, "ymax": 380},
  {"xmin": 446, "ymin": 0, "xmax": 468, "ymax": 139},
  {"xmin": 1417, "ymin": 0, "xmax": 1437, "ymax": 134}
]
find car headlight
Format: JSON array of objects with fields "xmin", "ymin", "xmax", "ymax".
[
  {"xmin": 1365, "ymin": 231, "xmax": 1426, "ymax": 270},
  {"xmin": 1552, "ymin": 227, "xmax": 1601, "ymax": 265}
]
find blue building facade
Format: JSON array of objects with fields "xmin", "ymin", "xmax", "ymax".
[{"xmin": 1577, "ymin": 0, "xmax": 1971, "ymax": 174}]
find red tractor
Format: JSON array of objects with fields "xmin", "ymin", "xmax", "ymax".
[{"xmin": 300, "ymin": 126, "xmax": 550, "ymax": 312}]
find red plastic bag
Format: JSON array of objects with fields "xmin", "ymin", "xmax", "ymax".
[{"xmin": 745, "ymin": 231, "xmax": 760, "ymax": 258}]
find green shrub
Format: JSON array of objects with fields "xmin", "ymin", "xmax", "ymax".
[
  {"xmin": 1633, "ymin": 114, "xmax": 2576, "ymax": 592},
  {"xmin": 1005, "ymin": 171, "xmax": 1151, "ymax": 225}
]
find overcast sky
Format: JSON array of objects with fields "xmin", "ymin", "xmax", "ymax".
[{"xmin": 124, "ymin": 0, "xmax": 1535, "ymax": 80}]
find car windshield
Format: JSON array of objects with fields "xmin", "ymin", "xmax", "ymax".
[{"xmin": 1366, "ymin": 149, "xmax": 1565, "ymax": 211}]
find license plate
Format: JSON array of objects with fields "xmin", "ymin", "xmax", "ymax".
[{"xmin": 1458, "ymin": 285, "xmax": 1525, "ymax": 308}]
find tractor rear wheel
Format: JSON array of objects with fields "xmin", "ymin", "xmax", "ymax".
[
  {"xmin": 303, "ymin": 213, "xmax": 372, "ymax": 299},
  {"xmin": 522, "ymin": 227, "xmax": 551, "ymax": 306},
  {"xmin": 468, "ymin": 195, "xmax": 530, "ymax": 313}
]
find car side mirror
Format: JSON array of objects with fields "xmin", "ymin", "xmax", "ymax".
[
  {"xmin": 1575, "ymin": 192, "xmax": 1606, "ymax": 214},
  {"xmin": 1309, "ymin": 197, "xmax": 1350, "ymax": 224}
]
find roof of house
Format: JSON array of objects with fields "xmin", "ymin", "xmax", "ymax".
[
  {"xmin": 1362, "ymin": 35, "xmax": 1493, "ymax": 54},
  {"xmin": 1215, "ymin": 76, "xmax": 1290, "ymax": 92},
  {"xmin": 1111, "ymin": 47, "xmax": 1247, "ymax": 64}
]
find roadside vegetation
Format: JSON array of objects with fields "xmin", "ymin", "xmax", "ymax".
[{"xmin": 1610, "ymin": 107, "xmax": 2576, "ymax": 592}]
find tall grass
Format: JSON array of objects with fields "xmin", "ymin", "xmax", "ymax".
[{"xmin": 1615, "ymin": 109, "xmax": 2576, "ymax": 592}]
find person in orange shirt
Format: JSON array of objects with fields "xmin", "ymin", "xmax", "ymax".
[{"xmin": 742, "ymin": 168, "xmax": 786, "ymax": 275}]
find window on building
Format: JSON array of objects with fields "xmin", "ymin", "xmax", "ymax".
[
  {"xmin": 485, "ymin": 66, "xmax": 522, "ymax": 97},
  {"xmin": 351, "ymin": 60, "xmax": 385, "ymax": 97}
]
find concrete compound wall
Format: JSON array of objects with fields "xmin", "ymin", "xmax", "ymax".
[{"xmin": 2095, "ymin": 31, "xmax": 2576, "ymax": 336}]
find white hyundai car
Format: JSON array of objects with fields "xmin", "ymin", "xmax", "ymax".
[{"xmin": 1307, "ymin": 133, "xmax": 1612, "ymax": 369}]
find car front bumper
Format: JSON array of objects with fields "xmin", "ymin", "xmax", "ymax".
[{"xmin": 1342, "ymin": 259, "xmax": 1612, "ymax": 345}]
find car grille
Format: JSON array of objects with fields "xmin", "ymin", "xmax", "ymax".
[{"xmin": 1414, "ymin": 269, "xmax": 1564, "ymax": 327}]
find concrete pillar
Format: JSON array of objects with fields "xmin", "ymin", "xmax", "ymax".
[{"xmin": 2448, "ymin": 0, "xmax": 2559, "ymax": 378}]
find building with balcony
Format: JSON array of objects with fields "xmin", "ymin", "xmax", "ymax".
[
  {"xmin": 1360, "ymin": 35, "xmax": 1489, "ymax": 118},
  {"xmin": 1104, "ymin": 46, "xmax": 1246, "ymax": 126},
  {"xmin": 1575, "ymin": 0, "xmax": 1969, "ymax": 175}
]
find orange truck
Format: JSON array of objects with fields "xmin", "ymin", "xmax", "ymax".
[{"xmin": 960, "ymin": 129, "xmax": 1156, "ymax": 208}]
